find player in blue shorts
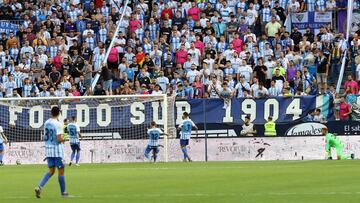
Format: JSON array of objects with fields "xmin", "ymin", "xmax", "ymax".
[
  {"xmin": 0, "ymin": 125, "xmax": 8, "ymax": 166},
  {"xmin": 178, "ymin": 112, "xmax": 198, "ymax": 162},
  {"xmin": 35, "ymin": 106, "xmax": 69, "ymax": 198},
  {"xmin": 144, "ymin": 144, "xmax": 159, "ymax": 161},
  {"xmin": 146, "ymin": 121, "xmax": 163, "ymax": 163},
  {"xmin": 67, "ymin": 116, "xmax": 82, "ymax": 166}
]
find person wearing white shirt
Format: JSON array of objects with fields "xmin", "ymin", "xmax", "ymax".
[
  {"xmin": 279, "ymin": 52, "xmax": 289, "ymax": 69},
  {"xmin": 237, "ymin": 60, "xmax": 253, "ymax": 83},
  {"xmin": 149, "ymin": 44, "xmax": 163, "ymax": 67},
  {"xmin": 207, "ymin": 76, "xmax": 222, "ymax": 98},
  {"xmin": 136, "ymin": 0, "xmax": 149, "ymax": 13},
  {"xmin": 247, "ymin": 5, "xmax": 258, "ymax": 26},
  {"xmin": 264, "ymin": 57, "xmax": 277, "ymax": 82},
  {"xmin": 156, "ymin": 71, "xmax": 170, "ymax": 93},
  {"xmin": 244, "ymin": 31, "xmax": 257, "ymax": 43},
  {"xmin": 250, "ymin": 77, "xmax": 260, "ymax": 97},
  {"xmin": 186, "ymin": 64, "xmax": 200, "ymax": 84},
  {"xmin": 338, "ymin": 33, "xmax": 348, "ymax": 52},
  {"xmin": 82, "ymin": 24, "xmax": 95, "ymax": 37},
  {"xmin": 152, "ymin": 84, "xmax": 163, "ymax": 95},
  {"xmin": 203, "ymin": 54, "xmax": 215, "ymax": 72},
  {"xmin": 268, "ymin": 80, "xmax": 282, "ymax": 96},
  {"xmin": 200, "ymin": 63, "xmax": 211, "ymax": 84},
  {"xmin": 288, "ymin": 0, "xmax": 300, "ymax": 13},
  {"xmin": 325, "ymin": 0, "xmax": 337, "ymax": 10},
  {"xmin": 233, "ymin": 76, "xmax": 251, "ymax": 98},
  {"xmin": 200, "ymin": 14, "xmax": 209, "ymax": 28},
  {"xmin": 230, "ymin": 54, "xmax": 242, "ymax": 73},
  {"xmin": 115, "ymin": 34, "xmax": 126, "ymax": 54},
  {"xmin": 55, "ymin": 84, "xmax": 66, "ymax": 97},
  {"xmin": 38, "ymin": 51, "xmax": 48, "ymax": 66},
  {"xmin": 223, "ymin": 44, "xmax": 236, "ymax": 60},
  {"xmin": 241, "ymin": 115, "xmax": 256, "ymax": 136},
  {"xmin": 20, "ymin": 41, "xmax": 34, "ymax": 58}
]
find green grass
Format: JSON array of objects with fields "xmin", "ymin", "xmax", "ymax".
[{"xmin": 0, "ymin": 161, "xmax": 359, "ymax": 203}]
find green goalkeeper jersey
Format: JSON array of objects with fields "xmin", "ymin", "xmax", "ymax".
[
  {"xmin": 326, "ymin": 133, "xmax": 342, "ymax": 148},
  {"xmin": 63, "ymin": 124, "xmax": 69, "ymax": 138}
]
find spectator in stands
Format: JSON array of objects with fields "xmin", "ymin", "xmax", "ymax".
[
  {"xmin": 339, "ymin": 96, "xmax": 352, "ymax": 120},
  {"xmin": 315, "ymin": 50, "xmax": 328, "ymax": 94},
  {"xmin": 313, "ymin": 108, "xmax": 326, "ymax": 123},
  {"xmin": 0, "ymin": 0, "xmax": 350, "ymax": 119},
  {"xmin": 344, "ymin": 75, "xmax": 359, "ymax": 94}
]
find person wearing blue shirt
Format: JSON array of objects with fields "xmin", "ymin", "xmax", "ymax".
[
  {"xmin": 183, "ymin": 80, "xmax": 194, "ymax": 99},
  {"xmin": 35, "ymin": 107, "xmax": 69, "ymax": 198},
  {"xmin": 0, "ymin": 125, "xmax": 8, "ymax": 165},
  {"xmin": 144, "ymin": 121, "xmax": 166, "ymax": 163},
  {"xmin": 178, "ymin": 112, "xmax": 198, "ymax": 162}
]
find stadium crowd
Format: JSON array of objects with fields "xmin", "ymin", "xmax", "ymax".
[{"xmin": 0, "ymin": 0, "xmax": 359, "ymax": 104}]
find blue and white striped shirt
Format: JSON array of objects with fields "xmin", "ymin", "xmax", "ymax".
[
  {"xmin": 44, "ymin": 119, "xmax": 63, "ymax": 158},
  {"xmin": 261, "ymin": 7, "xmax": 272, "ymax": 22},
  {"xmin": 307, "ymin": 0, "xmax": 316, "ymax": 11},
  {"xmin": 143, "ymin": 43, "xmax": 152, "ymax": 54},
  {"xmin": 236, "ymin": 2, "xmax": 247, "ymax": 11},
  {"xmin": 68, "ymin": 10, "xmax": 78, "ymax": 21},
  {"xmin": 4, "ymin": 81, "xmax": 16, "ymax": 96},
  {"xmin": 101, "ymin": 6, "xmax": 110, "ymax": 19},
  {"xmin": 61, "ymin": 81, "xmax": 71, "ymax": 90},
  {"xmin": 279, "ymin": 0, "xmax": 289, "ymax": 9},
  {"xmin": 0, "ymin": 126, "xmax": 3, "ymax": 143},
  {"xmin": 9, "ymin": 48, "xmax": 19, "ymax": 62},
  {"xmin": 315, "ymin": 0, "xmax": 326, "ymax": 11},
  {"xmin": 135, "ymin": 28, "xmax": 144, "ymax": 43},
  {"xmin": 179, "ymin": 119, "xmax": 195, "ymax": 140},
  {"xmin": 23, "ymin": 84, "xmax": 33, "ymax": 97},
  {"xmin": 170, "ymin": 36, "xmax": 181, "ymax": 52},
  {"xmin": 12, "ymin": 71, "xmax": 24, "ymax": 88},
  {"xmin": 217, "ymin": 42, "xmax": 228, "ymax": 53},
  {"xmin": 98, "ymin": 28, "xmax": 107, "ymax": 44},
  {"xmin": 147, "ymin": 128, "xmax": 162, "ymax": 147},
  {"xmin": 67, "ymin": 123, "xmax": 81, "ymax": 144},
  {"xmin": 39, "ymin": 91, "xmax": 50, "ymax": 97},
  {"xmin": 147, "ymin": 24, "xmax": 159, "ymax": 42},
  {"xmin": 85, "ymin": 37, "xmax": 96, "ymax": 50},
  {"xmin": 47, "ymin": 46, "xmax": 58, "ymax": 58}
]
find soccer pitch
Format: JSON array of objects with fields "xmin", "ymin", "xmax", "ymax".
[{"xmin": 0, "ymin": 161, "xmax": 359, "ymax": 203}]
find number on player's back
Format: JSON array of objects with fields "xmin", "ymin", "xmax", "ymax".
[
  {"xmin": 182, "ymin": 121, "xmax": 193, "ymax": 133},
  {"xmin": 68, "ymin": 124, "xmax": 77, "ymax": 138},
  {"xmin": 44, "ymin": 123, "xmax": 57, "ymax": 145},
  {"xmin": 149, "ymin": 130, "xmax": 160, "ymax": 140}
]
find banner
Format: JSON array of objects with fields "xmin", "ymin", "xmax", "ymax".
[
  {"xmin": 351, "ymin": 10, "xmax": 360, "ymax": 34},
  {"xmin": 2, "ymin": 95, "xmax": 333, "ymax": 127},
  {"xmin": 183, "ymin": 95, "xmax": 333, "ymax": 125},
  {"xmin": 3, "ymin": 136, "xmax": 359, "ymax": 164},
  {"xmin": 291, "ymin": 12, "xmax": 332, "ymax": 33},
  {"xmin": 0, "ymin": 21, "xmax": 19, "ymax": 35},
  {"xmin": 193, "ymin": 121, "xmax": 355, "ymax": 137},
  {"xmin": 0, "ymin": 95, "xmax": 337, "ymax": 140}
]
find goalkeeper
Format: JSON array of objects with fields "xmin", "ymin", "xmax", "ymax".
[
  {"xmin": 322, "ymin": 127, "xmax": 348, "ymax": 160},
  {"xmin": 62, "ymin": 119, "xmax": 69, "ymax": 140}
]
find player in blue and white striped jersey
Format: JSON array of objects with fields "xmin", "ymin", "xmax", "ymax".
[
  {"xmin": 67, "ymin": 116, "xmax": 82, "ymax": 166},
  {"xmin": 178, "ymin": 112, "xmax": 198, "ymax": 162},
  {"xmin": 0, "ymin": 125, "xmax": 8, "ymax": 165},
  {"xmin": 144, "ymin": 121, "xmax": 163, "ymax": 163},
  {"xmin": 35, "ymin": 106, "xmax": 69, "ymax": 198}
]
